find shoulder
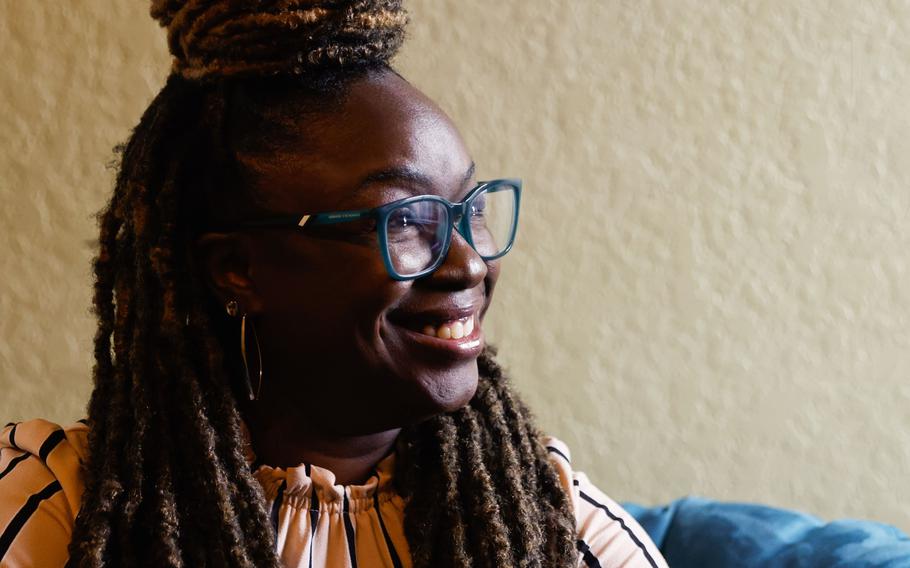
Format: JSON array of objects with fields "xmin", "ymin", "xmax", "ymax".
[
  {"xmin": 0, "ymin": 418, "xmax": 89, "ymax": 567},
  {"xmin": 541, "ymin": 435, "xmax": 668, "ymax": 568}
]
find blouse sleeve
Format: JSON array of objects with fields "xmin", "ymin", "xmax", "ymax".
[
  {"xmin": 543, "ymin": 436, "xmax": 668, "ymax": 568},
  {"xmin": 0, "ymin": 420, "xmax": 87, "ymax": 568}
]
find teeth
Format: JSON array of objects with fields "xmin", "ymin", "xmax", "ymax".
[{"xmin": 419, "ymin": 314, "xmax": 475, "ymax": 340}]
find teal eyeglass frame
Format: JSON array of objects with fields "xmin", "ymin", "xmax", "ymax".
[{"xmin": 215, "ymin": 178, "xmax": 522, "ymax": 281}]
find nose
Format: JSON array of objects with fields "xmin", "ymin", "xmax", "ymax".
[{"xmin": 420, "ymin": 226, "xmax": 487, "ymax": 288}]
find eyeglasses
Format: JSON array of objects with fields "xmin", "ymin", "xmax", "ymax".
[{"xmin": 210, "ymin": 178, "xmax": 522, "ymax": 281}]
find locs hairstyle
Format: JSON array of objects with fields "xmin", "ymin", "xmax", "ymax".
[{"xmin": 66, "ymin": 1, "xmax": 578, "ymax": 566}]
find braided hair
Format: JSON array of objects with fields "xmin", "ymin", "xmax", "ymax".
[{"xmin": 66, "ymin": 1, "xmax": 578, "ymax": 566}]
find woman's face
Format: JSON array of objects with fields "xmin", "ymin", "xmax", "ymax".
[{"xmin": 209, "ymin": 69, "xmax": 501, "ymax": 435}]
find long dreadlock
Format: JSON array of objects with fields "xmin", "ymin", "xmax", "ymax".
[{"xmin": 66, "ymin": 2, "xmax": 578, "ymax": 566}]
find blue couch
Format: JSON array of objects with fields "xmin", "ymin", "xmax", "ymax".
[{"xmin": 623, "ymin": 497, "xmax": 910, "ymax": 567}]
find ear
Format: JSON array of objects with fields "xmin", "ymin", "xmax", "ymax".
[{"xmin": 193, "ymin": 232, "xmax": 265, "ymax": 315}]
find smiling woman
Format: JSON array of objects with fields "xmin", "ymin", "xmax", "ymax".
[{"xmin": 0, "ymin": 1, "xmax": 667, "ymax": 567}]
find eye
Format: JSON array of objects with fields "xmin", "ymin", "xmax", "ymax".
[
  {"xmin": 388, "ymin": 206, "xmax": 417, "ymax": 230},
  {"xmin": 386, "ymin": 201, "xmax": 446, "ymax": 239}
]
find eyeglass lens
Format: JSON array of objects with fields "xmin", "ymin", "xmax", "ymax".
[{"xmin": 386, "ymin": 182, "xmax": 518, "ymax": 277}]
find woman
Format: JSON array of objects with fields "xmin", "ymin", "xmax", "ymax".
[{"xmin": 0, "ymin": 1, "xmax": 667, "ymax": 567}]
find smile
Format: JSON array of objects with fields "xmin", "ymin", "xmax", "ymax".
[{"xmin": 389, "ymin": 310, "xmax": 484, "ymax": 359}]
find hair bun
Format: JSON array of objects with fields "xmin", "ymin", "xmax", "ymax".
[{"xmin": 150, "ymin": 0, "xmax": 409, "ymax": 80}]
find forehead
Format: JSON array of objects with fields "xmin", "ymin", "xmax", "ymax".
[{"xmin": 239, "ymin": 71, "xmax": 474, "ymax": 212}]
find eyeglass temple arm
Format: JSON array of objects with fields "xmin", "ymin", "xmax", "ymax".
[
  {"xmin": 229, "ymin": 209, "xmax": 374, "ymax": 229},
  {"xmin": 303, "ymin": 209, "xmax": 373, "ymax": 227}
]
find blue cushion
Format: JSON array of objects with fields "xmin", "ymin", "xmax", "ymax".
[{"xmin": 621, "ymin": 497, "xmax": 910, "ymax": 567}]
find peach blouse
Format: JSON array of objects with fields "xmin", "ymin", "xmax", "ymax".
[{"xmin": 0, "ymin": 419, "xmax": 666, "ymax": 567}]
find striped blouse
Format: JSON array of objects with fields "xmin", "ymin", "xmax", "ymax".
[{"xmin": 0, "ymin": 419, "xmax": 667, "ymax": 567}]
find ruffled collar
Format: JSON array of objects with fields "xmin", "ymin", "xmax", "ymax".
[{"xmin": 239, "ymin": 419, "xmax": 398, "ymax": 511}]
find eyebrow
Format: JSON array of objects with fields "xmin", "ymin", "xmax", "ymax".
[{"xmin": 350, "ymin": 161, "xmax": 477, "ymax": 201}]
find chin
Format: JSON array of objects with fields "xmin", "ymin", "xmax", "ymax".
[{"xmin": 413, "ymin": 361, "xmax": 480, "ymax": 415}]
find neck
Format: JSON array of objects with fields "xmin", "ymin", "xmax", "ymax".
[{"xmin": 242, "ymin": 407, "xmax": 401, "ymax": 486}]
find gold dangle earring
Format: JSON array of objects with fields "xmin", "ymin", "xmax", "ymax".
[{"xmin": 225, "ymin": 299, "xmax": 263, "ymax": 401}]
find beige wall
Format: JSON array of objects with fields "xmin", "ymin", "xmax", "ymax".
[{"xmin": 2, "ymin": 1, "xmax": 908, "ymax": 532}]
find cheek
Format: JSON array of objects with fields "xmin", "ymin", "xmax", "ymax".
[{"xmin": 256, "ymin": 240, "xmax": 405, "ymax": 333}]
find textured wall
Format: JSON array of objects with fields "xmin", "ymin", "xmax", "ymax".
[{"xmin": 2, "ymin": 1, "xmax": 908, "ymax": 532}]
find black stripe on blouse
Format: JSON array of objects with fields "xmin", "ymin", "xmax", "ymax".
[
  {"xmin": 342, "ymin": 490, "xmax": 358, "ymax": 568},
  {"xmin": 546, "ymin": 445, "xmax": 571, "ymax": 464},
  {"xmin": 8, "ymin": 424, "xmax": 18, "ymax": 450},
  {"xmin": 307, "ymin": 464, "xmax": 319, "ymax": 568},
  {"xmin": 574, "ymin": 481, "xmax": 658, "ymax": 568},
  {"xmin": 270, "ymin": 480, "xmax": 286, "ymax": 552},
  {"xmin": 373, "ymin": 491, "xmax": 403, "ymax": 568},
  {"xmin": 0, "ymin": 480, "xmax": 62, "ymax": 560},
  {"xmin": 0, "ymin": 454, "xmax": 30, "ymax": 482},
  {"xmin": 576, "ymin": 538, "xmax": 602, "ymax": 568},
  {"xmin": 38, "ymin": 430, "xmax": 66, "ymax": 461}
]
